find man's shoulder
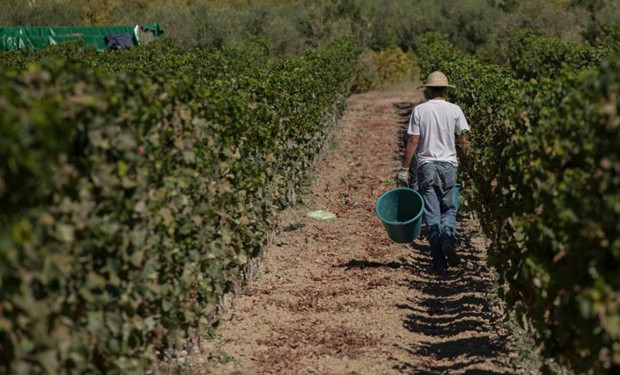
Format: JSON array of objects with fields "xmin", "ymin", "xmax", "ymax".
[
  {"xmin": 414, "ymin": 101, "xmax": 427, "ymax": 111},
  {"xmin": 440, "ymin": 100, "xmax": 462, "ymax": 109},
  {"xmin": 441, "ymin": 101, "xmax": 465, "ymax": 115},
  {"xmin": 416, "ymin": 100, "xmax": 462, "ymax": 111}
]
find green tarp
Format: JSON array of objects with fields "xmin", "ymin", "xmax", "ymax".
[{"xmin": 0, "ymin": 24, "xmax": 164, "ymax": 52}]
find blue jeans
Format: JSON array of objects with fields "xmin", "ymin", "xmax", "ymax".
[{"xmin": 417, "ymin": 162, "xmax": 457, "ymax": 264}]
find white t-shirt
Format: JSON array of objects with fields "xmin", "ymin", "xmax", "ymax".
[{"xmin": 407, "ymin": 99, "xmax": 469, "ymax": 166}]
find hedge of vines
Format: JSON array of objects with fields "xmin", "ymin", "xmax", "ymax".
[
  {"xmin": 416, "ymin": 33, "xmax": 619, "ymax": 373},
  {"xmin": 0, "ymin": 38, "xmax": 360, "ymax": 374},
  {"xmin": 507, "ymin": 28, "xmax": 612, "ymax": 81}
]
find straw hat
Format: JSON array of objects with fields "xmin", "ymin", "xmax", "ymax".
[{"xmin": 418, "ymin": 71, "xmax": 455, "ymax": 88}]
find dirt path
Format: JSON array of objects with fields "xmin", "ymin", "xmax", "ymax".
[{"xmin": 195, "ymin": 86, "xmax": 530, "ymax": 374}]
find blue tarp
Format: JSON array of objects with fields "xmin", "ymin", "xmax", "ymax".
[{"xmin": 105, "ymin": 33, "xmax": 135, "ymax": 50}]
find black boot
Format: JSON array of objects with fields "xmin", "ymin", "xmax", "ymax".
[{"xmin": 431, "ymin": 247, "xmax": 447, "ymax": 274}]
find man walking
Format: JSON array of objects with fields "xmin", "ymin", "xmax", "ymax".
[{"xmin": 397, "ymin": 71, "xmax": 470, "ymax": 274}]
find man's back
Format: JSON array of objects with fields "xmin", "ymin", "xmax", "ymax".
[{"xmin": 408, "ymin": 99, "xmax": 469, "ymax": 166}]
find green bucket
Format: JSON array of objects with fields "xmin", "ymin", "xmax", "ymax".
[
  {"xmin": 454, "ymin": 183, "xmax": 462, "ymax": 211},
  {"xmin": 375, "ymin": 188, "xmax": 424, "ymax": 243}
]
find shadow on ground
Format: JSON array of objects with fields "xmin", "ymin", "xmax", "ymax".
[{"xmin": 391, "ymin": 234, "xmax": 515, "ymax": 374}]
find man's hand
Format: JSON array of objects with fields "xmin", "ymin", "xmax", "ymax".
[{"xmin": 396, "ymin": 168, "xmax": 409, "ymax": 186}]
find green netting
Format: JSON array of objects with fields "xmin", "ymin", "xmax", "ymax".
[
  {"xmin": 0, "ymin": 24, "xmax": 163, "ymax": 52},
  {"xmin": 141, "ymin": 23, "xmax": 164, "ymax": 37}
]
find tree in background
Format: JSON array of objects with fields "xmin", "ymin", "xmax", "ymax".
[
  {"xmin": 0, "ymin": 0, "xmax": 81, "ymax": 26},
  {"xmin": 570, "ymin": 0, "xmax": 620, "ymax": 43},
  {"xmin": 1, "ymin": 0, "xmax": 618, "ymax": 62}
]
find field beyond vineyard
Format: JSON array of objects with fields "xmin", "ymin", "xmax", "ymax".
[{"xmin": 164, "ymin": 86, "xmax": 538, "ymax": 374}]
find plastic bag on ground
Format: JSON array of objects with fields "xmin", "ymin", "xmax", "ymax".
[{"xmin": 306, "ymin": 210, "xmax": 337, "ymax": 221}]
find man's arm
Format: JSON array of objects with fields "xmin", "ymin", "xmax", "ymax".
[
  {"xmin": 402, "ymin": 135, "xmax": 419, "ymax": 169},
  {"xmin": 459, "ymin": 132, "xmax": 469, "ymax": 156}
]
